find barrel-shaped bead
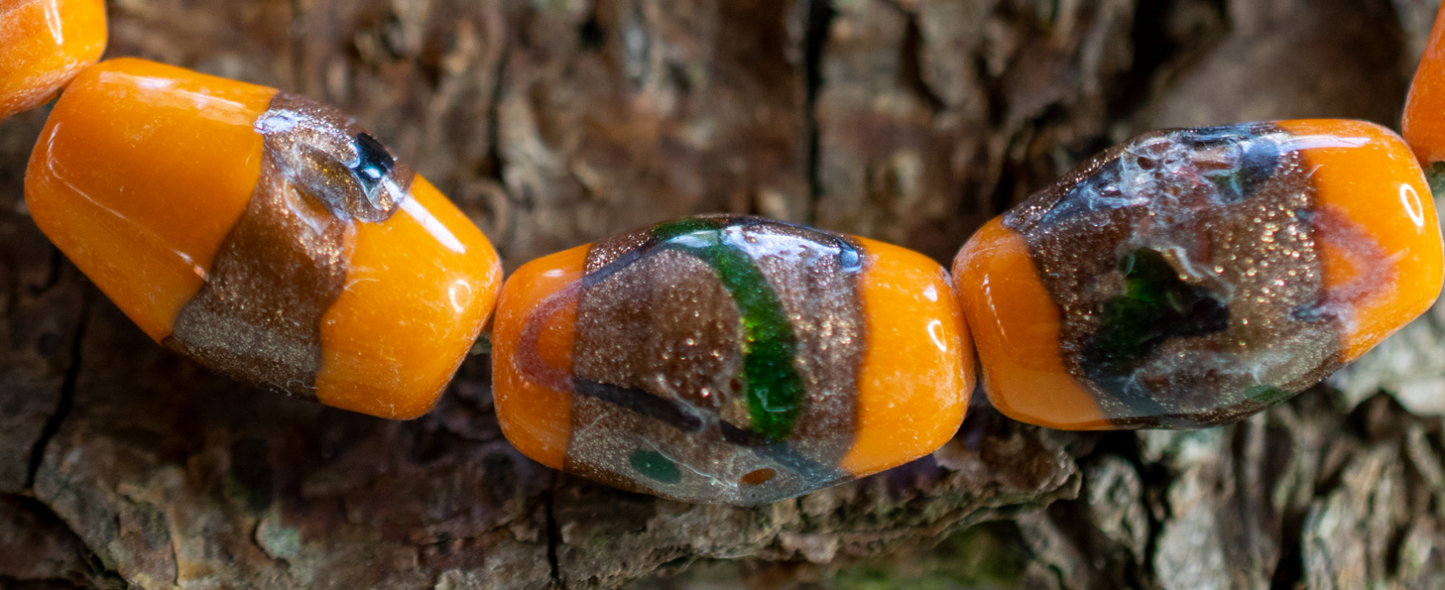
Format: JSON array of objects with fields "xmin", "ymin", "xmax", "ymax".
[
  {"xmin": 1405, "ymin": 4, "xmax": 1445, "ymax": 175},
  {"xmin": 25, "ymin": 58, "xmax": 502, "ymax": 419},
  {"xmin": 954, "ymin": 120, "xmax": 1443, "ymax": 429},
  {"xmin": 0, "ymin": 0, "xmax": 107, "ymax": 119},
  {"xmin": 493, "ymin": 216, "xmax": 973, "ymax": 505}
]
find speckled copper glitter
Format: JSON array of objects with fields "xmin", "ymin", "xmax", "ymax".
[
  {"xmin": 165, "ymin": 93, "xmax": 414, "ymax": 398},
  {"xmin": 547, "ymin": 216, "xmax": 867, "ymax": 504},
  {"xmin": 1004, "ymin": 123, "xmax": 1341, "ymax": 428}
]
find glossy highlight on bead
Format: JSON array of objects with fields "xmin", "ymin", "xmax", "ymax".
[
  {"xmin": 493, "ymin": 215, "xmax": 972, "ymax": 505},
  {"xmin": 0, "ymin": 0, "xmax": 107, "ymax": 120},
  {"xmin": 954, "ymin": 120, "xmax": 1444, "ymax": 430},
  {"xmin": 25, "ymin": 58, "xmax": 502, "ymax": 419}
]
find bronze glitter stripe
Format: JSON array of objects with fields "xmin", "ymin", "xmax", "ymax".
[
  {"xmin": 165, "ymin": 93, "xmax": 414, "ymax": 399},
  {"xmin": 561, "ymin": 216, "xmax": 866, "ymax": 503}
]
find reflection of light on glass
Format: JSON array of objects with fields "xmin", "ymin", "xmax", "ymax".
[
  {"xmin": 1401, "ymin": 183, "xmax": 1427, "ymax": 227},
  {"xmin": 379, "ymin": 177, "xmax": 406, "ymax": 208},
  {"xmin": 103, "ymin": 72, "xmax": 258, "ymax": 126},
  {"xmin": 671, "ymin": 229, "xmax": 720, "ymax": 249},
  {"xmin": 1279, "ymin": 134, "xmax": 1370, "ymax": 152},
  {"xmin": 927, "ymin": 319, "xmax": 947, "ymax": 353},
  {"xmin": 174, "ymin": 250, "xmax": 210, "ymax": 281},
  {"xmin": 923, "ymin": 284, "xmax": 938, "ymax": 302},
  {"xmin": 980, "ymin": 274, "xmax": 1003, "ymax": 341},
  {"xmin": 125, "ymin": 74, "xmax": 176, "ymax": 90},
  {"xmin": 720, "ymin": 225, "xmax": 836, "ymax": 263},
  {"xmin": 254, "ymin": 110, "xmax": 300, "ymax": 134},
  {"xmin": 43, "ymin": 1, "xmax": 62, "ymax": 42},
  {"xmin": 448, "ymin": 278, "xmax": 473, "ymax": 314},
  {"xmin": 44, "ymin": 122, "xmax": 187, "ymax": 268},
  {"xmin": 401, "ymin": 197, "xmax": 466, "ymax": 253}
]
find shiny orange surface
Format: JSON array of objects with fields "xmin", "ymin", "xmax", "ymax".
[
  {"xmin": 1278, "ymin": 119, "xmax": 1444, "ymax": 362},
  {"xmin": 839, "ymin": 237, "xmax": 972, "ymax": 476},
  {"xmin": 1405, "ymin": 6, "xmax": 1445, "ymax": 166},
  {"xmin": 0, "ymin": 0, "xmax": 107, "ymax": 119},
  {"xmin": 25, "ymin": 58, "xmax": 275, "ymax": 341},
  {"xmin": 315, "ymin": 177, "xmax": 503, "ymax": 419},
  {"xmin": 27, "ymin": 58, "xmax": 504, "ymax": 420},
  {"xmin": 492, "ymin": 246, "xmax": 588, "ymax": 470},
  {"xmin": 952, "ymin": 218, "xmax": 1111, "ymax": 430}
]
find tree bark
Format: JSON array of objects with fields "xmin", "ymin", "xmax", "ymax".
[{"xmin": 1, "ymin": 0, "xmax": 1442, "ymax": 588}]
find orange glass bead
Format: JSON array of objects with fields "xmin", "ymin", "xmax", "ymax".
[
  {"xmin": 25, "ymin": 58, "xmax": 502, "ymax": 419},
  {"xmin": 1405, "ymin": 5, "xmax": 1445, "ymax": 174},
  {"xmin": 0, "ymin": 0, "xmax": 107, "ymax": 119},
  {"xmin": 492, "ymin": 216, "xmax": 972, "ymax": 505},
  {"xmin": 955, "ymin": 120, "xmax": 1443, "ymax": 430}
]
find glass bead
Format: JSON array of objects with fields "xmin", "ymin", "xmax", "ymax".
[
  {"xmin": 492, "ymin": 215, "xmax": 973, "ymax": 505},
  {"xmin": 0, "ymin": 0, "xmax": 107, "ymax": 120},
  {"xmin": 25, "ymin": 58, "xmax": 502, "ymax": 419},
  {"xmin": 954, "ymin": 120, "xmax": 1443, "ymax": 429}
]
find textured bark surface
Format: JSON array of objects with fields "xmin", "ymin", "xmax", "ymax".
[{"xmin": 2, "ymin": 0, "xmax": 1445, "ymax": 588}]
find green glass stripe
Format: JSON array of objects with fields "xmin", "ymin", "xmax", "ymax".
[
  {"xmin": 1084, "ymin": 248, "xmax": 1228, "ymax": 375},
  {"xmin": 1245, "ymin": 385, "xmax": 1292, "ymax": 406},
  {"xmin": 651, "ymin": 217, "xmax": 725, "ymax": 240},
  {"xmin": 1080, "ymin": 248, "xmax": 1229, "ymax": 419},
  {"xmin": 629, "ymin": 449, "xmax": 682, "ymax": 484},
  {"xmin": 650, "ymin": 219, "xmax": 804, "ymax": 442}
]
